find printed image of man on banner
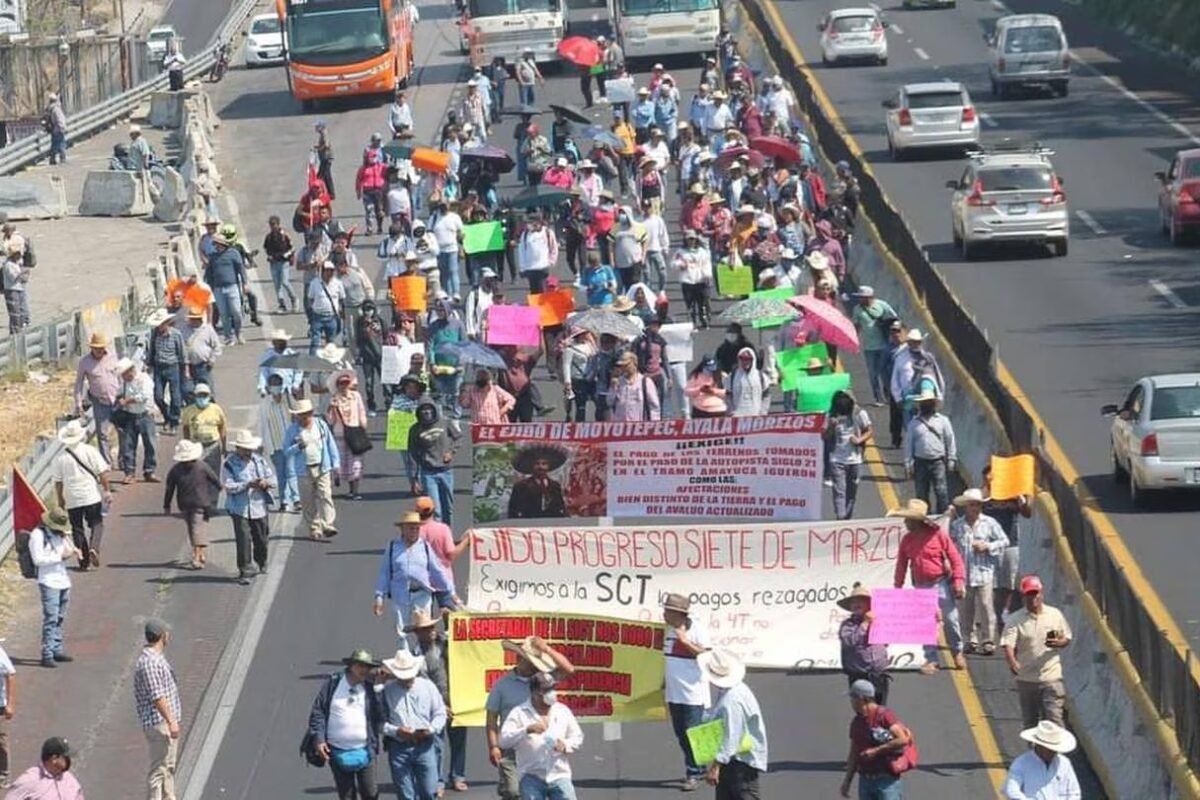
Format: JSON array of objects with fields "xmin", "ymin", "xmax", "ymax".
[{"xmin": 507, "ymin": 445, "xmax": 568, "ymax": 519}]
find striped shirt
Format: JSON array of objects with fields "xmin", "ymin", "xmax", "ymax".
[{"xmin": 133, "ymin": 647, "xmax": 181, "ymax": 730}]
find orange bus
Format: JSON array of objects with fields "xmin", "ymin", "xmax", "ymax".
[{"xmin": 276, "ymin": 0, "xmax": 416, "ymax": 110}]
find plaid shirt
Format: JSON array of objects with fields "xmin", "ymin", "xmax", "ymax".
[
  {"xmin": 950, "ymin": 513, "xmax": 1010, "ymax": 587},
  {"xmin": 134, "ymin": 647, "xmax": 181, "ymax": 730}
]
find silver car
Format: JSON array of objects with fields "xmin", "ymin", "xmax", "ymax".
[
  {"xmin": 947, "ymin": 143, "xmax": 1069, "ymax": 259},
  {"xmin": 987, "ymin": 14, "xmax": 1070, "ymax": 98},
  {"xmin": 1103, "ymin": 374, "xmax": 1200, "ymax": 507},
  {"xmin": 883, "ymin": 82, "xmax": 980, "ymax": 160}
]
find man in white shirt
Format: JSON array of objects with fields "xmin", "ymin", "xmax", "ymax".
[
  {"xmin": 499, "ymin": 673, "xmax": 583, "ymax": 800},
  {"xmin": 307, "ymin": 649, "xmax": 385, "ymax": 799},
  {"xmin": 1004, "ymin": 721, "xmax": 1082, "ymax": 800},
  {"xmin": 306, "ymin": 262, "xmax": 346, "ymax": 355},
  {"xmin": 388, "ymin": 90, "xmax": 415, "ymax": 137},
  {"xmin": 52, "ymin": 419, "xmax": 111, "ymax": 572},
  {"xmin": 464, "ymin": 268, "xmax": 497, "ymax": 341},
  {"xmin": 517, "ymin": 214, "xmax": 558, "ymax": 294},
  {"xmin": 640, "ymin": 201, "xmax": 670, "ymax": 295},
  {"xmin": 430, "ymin": 202, "xmax": 465, "ymax": 300},
  {"xmin": 662, "ymin": 593, "xmax": 710, "ymax": 791},
  {"xmin": 30, "ymin": 508, "xmax": 79, "ymax": 668},
  {"xmin": 410, "ymin": 220, "xmax": 440, "ymax": 287}
]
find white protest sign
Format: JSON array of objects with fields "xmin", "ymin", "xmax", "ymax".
[
  {"xmin": 605, "ymin": 77, "xmax": 636, "ymax": 105},
  {"xmin": 381, "ymin": 343, "xmax": 424, "ymax": 384},
  {"xmin": 467, "ymin": 520, "xmax": 924, "ymax": 670},
  {"xmin": 660, "ymin": 322, "xmax": 694, "ymax": 365}
]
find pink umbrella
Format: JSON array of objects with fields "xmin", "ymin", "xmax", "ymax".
[{"xmin": 788, "ymin": 294, "xmax": 860, "ymax": 353}]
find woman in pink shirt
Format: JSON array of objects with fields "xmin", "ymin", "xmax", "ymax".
[
  {"xmin": 458, "ymin": 367, "xmax": 516, "ymax": 424},
  {"xmin": 685, "ymin": 355, "xmax": 727, "ymax": 418},
  {"xmin": 326, "ymin": 370, "xmax": 369, "ymax": 500}
]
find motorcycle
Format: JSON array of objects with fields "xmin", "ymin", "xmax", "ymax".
[{"xmin": 209, "ymin": 42, "xmax": 230, "ymax": 83}]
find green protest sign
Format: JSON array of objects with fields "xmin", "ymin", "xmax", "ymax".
[
  {"xmin": 776, "ymin": 342, "xmax": 829, "ymax": 377},
  {"xmin": 716, "ymin": 263, "xmax": 752, "ymax": 298},
  {"xmin": 750, "ymin": 287, "xmax": 799, "ymax": 329},
  {"xmin": 686, "ymin": 719, "xmax": 755, "ymax": 766},
  {"xmin": 385, "ymin": 410, "xmax": 417, "ymax": 451},
  {"xmin": 463, "ymin": 221, "xmax": 505, "ymax": 255},
  {"xmin": 791, "ymin": 372, "xmax": 851, "ymax": 413}
]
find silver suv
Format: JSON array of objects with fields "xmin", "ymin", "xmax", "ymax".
[
  {"xmin": 987, "ymin": 14, "xmax": 1070, "ymax": 98},
  {"xmin": 946, "ymin": 142, "xmax": 1070, "ymax": 259}
]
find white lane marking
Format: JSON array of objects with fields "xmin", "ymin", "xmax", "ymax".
[
  {"xmin": 1075, "ymin": 210, "xmax": 1107, "ymax": 236},
  {"xmin": 979, "ymin": 112, "xmax": 998, "ymax": 128},
  {"xmin": 913, "ymin": 47, "xmax": 930, "ymax": 61},
  {"xmin": 1150, "ymin": 279, "xmax": 1187, "ymax": 309},
  {"xmin": 1068, "ymin": 51, "xmax": 1200, "ymax": 146},
  {"xmin": 890, "ymin": 23, "xmax": 903, "ymax": 35}
]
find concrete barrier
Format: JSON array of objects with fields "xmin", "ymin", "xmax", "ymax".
[
  {"xmin": 169, "ymin": 233, "xmax": 198, "ymax": 278},
  {"xmin": 77, "ymin": 170, "xmax": 153, "ymax": 216},
  {"xmin": 0, "ymin": 174, "xmax": 69, "ymax": 220},
  {"xmin": 153, "ymin": 166, "xmax": 188, "ymax": 222},
  {"xmin": 148, "ymin": 89, "xmax": 201, "ymax": 129}
]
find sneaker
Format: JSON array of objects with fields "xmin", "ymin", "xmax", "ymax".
[
  {"xmin": 236, "ymin": 334, "xmax": 247, "ymax": 345},
  {"xmin": 41, "ymin": 656, "xmax": 57, "ymax": 668},
  {"xmin": 90, "ymin": 548, "xmax": 101, "ymax": 567},
  {"xmin": 53, "ymin": 653, "xmax": 74, "ymax": 663},
  {"xmin": 257, "ymin": 563, "xmax": 268, "ymax": 575},
  {"xmin": 823, "ymin": 478, "xmax": 833, "ymax": 488},
  {"xmin": 323, "ymin": 527, "xmax": 339, "ymax": 538},
  {"xmin": 681, "ymin": 777, "xmax": 700, "ymax": 792},
  {"xmin": 237, "ymin": 573, "xmax": 251, "ymax": 586},
  {"xmin": 144, "ymin": 473, "xmax": 161, "ymax": 483}
]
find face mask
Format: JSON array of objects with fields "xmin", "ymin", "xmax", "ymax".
[
  {"xmin": 618, "ymin": 213, "xmax": 629, "ymax": 224},
  {"xmin": 195, "ymin": 396, "xmax": 211, "ymax": 408},
  {"xmin": 541, "ymin": 691, "xmax": 558, "ymax": 705},
  {"xmin": 269, "ymin": 385, "xmax": 283, "ymax": 396},
  {"xmin": 724, "ymin": 333, "xmax": 738, "ymax": 343}
]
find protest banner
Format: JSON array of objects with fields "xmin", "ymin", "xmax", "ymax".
[
  {"xmin": 463, "ymin": 221, "xmax": 506, "ymax": 255},
  {"xmin": 380, "ymin": 343, "xmax": 425, "ymax": 385},
  {"xmin": 466, "ymin": 520, "xmax": 925, "ymax": 670},
  {"xmin": 789, "ymin": 372, "xmax": 851, "ymax": 410},
  {"xmin": 385, "ymin": 410, "xmax": 417, "ymax": 450},
  {"xmin": 447, "ymin": 611, "xmax": 666, "ymax": 726},
  {"xmin": 867, "ymin": 588, "xmax": 940, "ymax": 645},
  {"xmin": 470, "ymin": 414, "xmax": 825, "ymax": 523},
  {"xmin": 715, "ymin": 263, "xmax": 752, "ymax": 298},
  {"xmin": 686, "ymin": 719, "xmax": 755, "ymax": 765},
  {"xmin": 988, "ymin": 454, "xmax": 1035, "ymax": 500},
  {"xmin": 527, "ymin": 289, "xmax": 576, "ymax": 328},
  {"xmin": 486, "ymin": 305, "xmax": 543, "ymax": 347},
  {"xmin": 660, "ymin": 323, "xmax": 694, "ymax": 364},
  {"xmin": 390, "ymin": 275, "xmax": 427, "ymax": 312},
  {"xmin": 750, "ymin": 287, "xmax": 797, "ymax": 329}
]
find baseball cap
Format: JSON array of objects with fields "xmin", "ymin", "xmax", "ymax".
[
  {"xmin": 848, "ymin": 679, "xmax": 876, "ymax": 699},
  {"xmin": 145, "ymin": 618, "xmax": 171, "ymax": 642},
  {"xmin": 42, "ymin": 737, "xmax": 72, "ymax": 762},
  {"xmin": 1020, "ymin": 576, "xmax": 1043, "ymax": 595},
  {"xmin": 415, "ymin": 496, "xmax": 436, "ymax": 514}
]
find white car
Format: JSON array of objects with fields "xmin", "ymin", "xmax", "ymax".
[
  {"xmin": 243, "ymin": 13, "xmax": 285, "ymax": 67},
  {"xmin": 1104, "ymin": 374, "xmax": 1200, "ymax": 507},
  {"xmin": 145, "ymin": 25, "xmax": 177, "ymax": 61},
  {"xmin": 819, "ymin": 7, "xmax": 888, "ymax": 66},
  {"xmin": 883, "ymin": 82, "xmax": 980, "ymax": 159}
]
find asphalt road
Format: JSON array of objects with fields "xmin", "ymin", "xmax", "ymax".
[
  {"xmin": 190, "ymin": 2, "xmax": 1005, "ymax": 797},
  {"xmin": 162, "ymin": 0, "xmax": 237, "ymax": 51},
  {"xmin": 770, "ymin": 0, "xmax": 1200, "ymax": 649}
]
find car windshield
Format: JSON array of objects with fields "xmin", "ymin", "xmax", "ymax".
[
  {"xmin": 251, "ymin": 17, "xmax": 281, "ymax": 34},
  {"xmin": 1151, "ymin": 386, "xmax": 1200, "ymax": 421},
  {"xmin": 620, "ymin": 0, "xmax": 717, "ymax": 14},
  {"xmin": 831, "ymin": 15, "xmax": 875, "ymax": 33},
  {"xmin": 1004, "ymin": 25, "xmax": 1062, "ymax": 54},
  {"xmin": 978, "ymin": 167, "xmax": 1052, "ymax": 192},
  {"xmin": 907, "ymin": 91, "xmax": 963, "ymax": 109},
  {"xmin": 1183, "ymin": 159, "xmax": 1200, "ymax": 179},
  {"xmin": 471, "ymin": 0, "xmax": 559, "ymax": 15},
  {"xmin": 287, "ymin": 5, "xmax": 388, "ymax": 64}
]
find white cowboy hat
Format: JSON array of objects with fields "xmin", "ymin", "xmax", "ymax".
[
  {"xmin": 912, "ymin": 388, "xmax": 939, "ymax": 403},
  {"xmin": 57, "ymin": 419, "xmax": 87, "ymax": 446},
  {"xmin": 382, "ymin": 650, "xmax": 424, "ymax": 681},
  {"xmin": 953, "ymin": 488, "xmax": 986, "ymax": 506},
  {"xmin": 269, "ymin": 329, "xmax": 291, "ymax": 341},
  {"xmin": 1019, "ymin": 721, "xmax": 1077, "ymax": 754},
  {"xmin": 233, "ymin": 429, "xmax": 262, "ymax": 450},
  {"xmin": 697, "ymin": 649, "xmax": 746, "ymax": 689},
  {"xmin": 886, "ymin": 498, "xmax": 936, "ymax": 523},
  {"xmin": 115, "ymin": 357, "xmax": 136, "ymax": 373},
  {"xmin": 500, "ymin": 637, "xmax": 557, "ymax": 673},
  {"xmin": 291, "ymin": 399, "xmax": 315, "ymax": 415},
  {"xmin": 805, "ymin": 251, "xmax": 831, "ymax": 272},
  {"xmin": 905, "ymin": 328, "xmax": 925, "ymax": 342},
  {"xmin": 146, "ymin": 308, "xmax": 172, "ymax": 327},
  {"xmin": 316, "ymin": 343, "xmax": 346, "ymax": 364},
  {"xmin": 578, "ymin": 158, "xmax": 596, "ymax": 169},
  {"xmin": 172, "ymin": 440, "xmax": 203, "ymax": 463}
]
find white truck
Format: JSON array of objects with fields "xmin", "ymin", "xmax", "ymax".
[{"xmin": 0, "ymin": 0, "xmax": 25, "ymax": 35}]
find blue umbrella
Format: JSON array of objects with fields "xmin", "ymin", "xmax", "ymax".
[
  {"xmin": 436, "ymin": 340, "xmax": 507, "ymax": 370},
  {"xmin": 580, "ymin": 125, "xmax": 624, "ymax": 150}
]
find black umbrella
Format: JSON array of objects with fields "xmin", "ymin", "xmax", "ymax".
[
  {"xmin": 508, "ymin": 184, "xmax": 575, "ymax": 209},
  {"xmin": 460, "ymin": 144, "xmax": 515, "ymax": 174},
  {"xmin": 550, "ymin": 103, "xmax": 590, "ymax": 124},
  {"xmin": 504, "ymin": 104, "xmax": 543, "ymax": 116}
]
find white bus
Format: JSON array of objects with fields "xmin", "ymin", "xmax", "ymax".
[
  {"xmin": 615, "ymin": 0, "xmax": 719, "ymax": 60},
  {"xmin": 459, "ymin": 0, "xmax": 564, "ymax": 67}
]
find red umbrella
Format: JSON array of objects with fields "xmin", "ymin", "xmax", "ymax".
[
  {"xmin": 788, "ymin": 293, "xmax": 860, "ymax": 353},
  {"xmin": 715, "ymin": 146, "xmax": 766, "ymax": 174},
  {"xmin": 557, "ymin": 36, "xmax": 603, "ymax": 68},
  {"xmin": 749, "ymin": 135, "xmax": 801, "ymax": 164}
]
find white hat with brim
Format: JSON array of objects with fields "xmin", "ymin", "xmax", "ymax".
[
  {"xmin": 173, "ymin": 440, "xmax": 203, "ymax": 463},
  {"xmin": 116, "ymin": 357, "xmax": 136, "ymax": 373},
  {"xmin": 805, "ymin": 251, "xmax": 831, "ymax": 272},
  {"xmin": 697, "ymin": 649, "xmax": 745, "ymax": 689},
  {"xmin": 382, "ymin": 650, "xmax": 424, "ymax": 681},
  {"xmin": 233, "ymin": 429, "xmax": 262, "ymax": 450},
  {"xmin": 1019, "ymin": 721, "xmax": 1077, "ymax": 754},
  {"xmin": 291, "ymin": 399, "xmax": 315, "ymax": 415},
  {"xmin": 953, "ymin": 488, "xmax": 986, "ymax": 506},
  {"xmin": 147, "ymin": 308, "xmax": 172, "ymax": 327},
  {"xmin": 500, "ymin": 637, "xmax": 557, "ymax": 673},
  {"xmin": 887, "ymin": 498, "xmax": 935, "ymax": 523},
  {"xmin": 269, "ymin": 329, "xmax": 291, "ymax": 341},
  {"xmin": 57, "ymin": 419, "xmax": 87, "ymax": 446},
  {"xmin": 913, "ymin": 388, "xmax": 939, "ymax": 404},
  {"xmin": 317, "ymin": 343, "xmax": 346, "ymax": 364},
  {"xmin": 193, "ymin": 382, "xmax": 212, "ymax": 396},
  {"xmin": 906, "ymin": 328, "xmax": 925, "ymax": 342}
]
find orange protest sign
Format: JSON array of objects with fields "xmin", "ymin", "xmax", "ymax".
[
  {"xmin": 165, "ymin": 278, "xmax": 212, "ymax": 312},
  {"xmin": 390, "ymin": 275, "xmax": 427, "ymax": 312},
  {"xmin": 988, "ymin": 454, "xmax": 1035, "ymax": 500},
  {"xmin": 527, "ymin": 288, "xmax": 576, "ymax": 328}
]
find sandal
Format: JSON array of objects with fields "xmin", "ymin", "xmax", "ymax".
[
  {"xmin": 451, "ymin": 779, "xmax": 469, "ymax": 792},
  {"xmin": 919, "ymin": 662, "xmax": 940, "ymax": 675}
]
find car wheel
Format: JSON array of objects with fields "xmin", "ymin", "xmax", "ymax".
[
  {"xmin": 879, "ymin": 55, "xmax": 888, "ymax": 66},
  {"xmin": 888, "ymin": 137, "xmax": 903, "ymax": 161},
  {"xmin": 822, "ymin": 51, "xmax": 832, "ymax": 66},
  {"xmin": 952, "ymin": 225, "xmax": 962, "ymax": 247},
  {"xmin": 1168, "ymin": 216, "xmax": 1184, "ymax": 246},
  {"xmin": 1129, "ymin": 471, "xmax": 1149, "ymax": 508},
  {"xmin": 961, "ymin": 237, "xmax": 976, "ymax": 260},
  {"xmin": 1052, "ymin": 238, "xmax": 1069, "ymax": 257},
  {"xmin": 301, "ymin": 99, "xmax": 314, "ymax": 113},
  {"xmin": 1160, "ymin": 204, "xmax": 1170, "ymax": 235},
  {"xmin": 1052, "ymin": 80, "xmax": 1069, "ymax": 97},
  {"xmin": 1112, "ymin": 444, "xmax": 1128, "ymax": 482}
]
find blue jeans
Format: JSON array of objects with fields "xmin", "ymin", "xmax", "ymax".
[
  {"xmin": 387, "ymin": 738, "xmax": 439, "ymax": 800},
  {"xmin": 271, "ymin": 449, "xmax": 300, "ymax": 508},
  {"xmin": 438, "ymin": 251, "xmax": 461, "ymax": 298},
  {"xmin": 393, "ymin": 587, "xmax": 432, "ymax": 651},
  {"xmin": 39, "ymin": 584, "xmax": 70, "ymax": 660},
  {"xmin": 118, "ymin": 412, "xmax": 159, "ymax": 475},
  {"xmin": 420, "ymin": 468, "xmax": 454, "ymax": 528},
  {"xmin": 213, "ymin": 284, "xmax": 243, "ymax": 339},
  {"xmin": 519, "ymin": 774, "xmax": 576, "ymax": 800},
  {"xmin": 50, "ymin": 129, "xmax": 67, "ymax": 163},
  {"xmin": 859, "ymin": 774, "xmax": 904, "ymax": 800},
  {"xmin": 918, "ymin": 577, "xmax": 963, "ymax": 663},
  {"xmin": 152, "ymin": 364, "xmax": 183, "ymax": 426},
  {"xmin": 269, "ymin": 260, "xmax": 298, "ymax": 310},
  {"xmin": 189, "ymin": 362, "xmax": 213, "ymax": 395},
  {"xmin": 668, "ymin": 702, "xmax": 706, "ymax": 779},
  {"xmin": 433, "ymin": 723, "xmax": 468, "ymax": 785},
  {"xmin": 309, "ymin": 314, "xmax": 339, "ymax": 354},
  {"xmin": 432, "ymin": 373, "xmax": 462, "ymax": 418},
  {"xmin": 864, "ymin": 348, "xmax": 889, "ymax": 404},
  {"xmin": 519, "ymin": 84, "xmax": 535, "ymax": 105}
]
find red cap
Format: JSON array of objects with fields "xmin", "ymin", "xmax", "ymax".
[
  {"xmin": 415, "ymin": 496, "xmax": 435, "ymax": 514},
  {"xmin": 1020, "ymin": 576, "xmax": 1043, "ymax": 595}
]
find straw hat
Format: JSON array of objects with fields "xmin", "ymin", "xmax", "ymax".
[
  {"xmin": 186, "ymin": 306, "xmax": 205, "ymax": 320},
  {"xmin": 172, "ymin": 440, "xmax": 203, "ymax": 462},
  {"xmin": 87, "ymin": 332, "xmax": 110, "ymax": 349},
  {"xmin": 232, "ymin": 429, "xmax": 262, "ymax": 451},
  {"xmin": 500, "ymin": 637, "xmax": 556, "ymax": 673},
  {"xmin": 316, "ymin": 343, "xmax": 346, "ymax": 363},
  {"xmin": 291, "ymin": 399, "xmax": 315, "ymax": 415},
  {"xmin": 696, "ymin": 649, "xmax": 745, "ymax": 689},
  {"xmin": 382, "ymin": 650, "xmax": 424, "ymax": 680},
  {"xmin": 41, "ymin": 507, "xmax": 71, "ymax": 534},
  {"xmin": 805, "ymin": 357, "xmax": 826, "ymax": 371},
  {"xmin": 836, "ymin": 583, "xmax": 872, "ymax": 611},
  {"xmin": 661, "ymin": 593, "xmax": 691, "ymax": 614},
  {"xmin": 403, "ymin": 609, "xmax": 440, "ymax": 632},
  {"xmin": 1019, "ymin": 721, "xmax": 1077, "ymax": 754},
  {"xmin": 395, "ymin": 511, "xmax": 423, "ymax": 526},
  {"xmin": 805, "ymin": 251, "xmax": 831, "ymax": 272},
  {"xmin": 953, "ymin": 488, "xmax": 985, "ymax": 506},
  {"xmin": 56, "ymin": 419, "xmax": 87, "ymax": 446},
  {"xmin": 342, "ymin": 648, "xmax": 381, "ymax": 668},
  {"xmin": 146, "ymin": 308, "xmax": 172, "ymax": 327},
  {"xmin": 611, "ymin": 296, "xmax": 635, "ymax": 313},
  {"xmin": 116, "ymin": 357, "xmax": 136, "ymax": 373},
  {"xmin": 906, "ymin": 328, "xmax": 925, "ymax": 342},
  {"xmin": 912, "ymin": 387, "xmax": 939, "ymax": 403},
  {"xmin": 886, "ymin": 498, "xmax": 936, "ymax": 523}
]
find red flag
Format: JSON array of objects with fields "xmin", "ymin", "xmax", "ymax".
[{"xmin": 12, "ymin": 466, "xmax": 47, "ymax": 533}]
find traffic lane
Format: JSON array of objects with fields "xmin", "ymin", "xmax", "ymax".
[{"xmin": 162, "ymin": 0, "xmax": 236, "ymax": 51}]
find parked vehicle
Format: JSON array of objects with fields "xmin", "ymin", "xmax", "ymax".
[
  {"xmin": 1103, "ymin": 374, "xmax": 1200, "ymax": 507},
  {"xmin": 883, "ymin": 81, "xmax": 980, "ymax": 160},
  {"xmin": 209, "ymin": 41, "xmax": 230, "ymax": 82},
  {"xmin": 818, "ymin": 7, "xmax": 888, "ymax": 66},
  {"xmin": 243, "ymin": 13, "xmax": 285, "ymax": 67},
  {"xmin": 145, "ymin": 25, "xmax": 177, "ymax": 61},
  {"xmin": 1155, "ymin": 148, "xmax": 1200, "ymax": 245},
  {"xmin": 987, "ymin": 13, "xmax": 1070, "ymax": 98}
]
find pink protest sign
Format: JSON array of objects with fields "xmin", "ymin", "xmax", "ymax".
[
  {"xmin": 485, "ymin": 305, "xmax": 542, "ymax": 347},
  {"xmin": 867, "ymin": 588, "xmax": 940, "ymax": 645}
]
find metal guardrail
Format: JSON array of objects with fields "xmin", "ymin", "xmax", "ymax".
[{"xmin": 0, "ymin": 0, "xmax": 258, "ymax": 177}]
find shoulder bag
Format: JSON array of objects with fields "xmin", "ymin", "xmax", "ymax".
[{"xmin": 344, "ymin": 424, "xmax": 373, "ymax": 455}]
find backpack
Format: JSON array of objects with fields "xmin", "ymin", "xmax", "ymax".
[
  {"xmin": 867, "ymin": 706, "xmax": 919, "ymax": 776},
  {"xmin": 15, "ymin": 528, "xmax": 37, "ymax": 579}
]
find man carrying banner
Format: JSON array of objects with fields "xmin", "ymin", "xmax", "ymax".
[
  {"xmin": 662, "ymin": 593, "xmax": 711, "ymax": 792},
  {"xmin": 486, "ymin": 637, "xmax": 576, "ymax": 800},
  {"xmin": 697, "ymin": 649, "xmax": 767, "ymax": 800},
  {"xmin": 498, "ymin": 673, "xmax": 583, "ymax": 800},
  {"xmin": 507, "ymin": 445, "xmax": 568, "ymax": 519}
]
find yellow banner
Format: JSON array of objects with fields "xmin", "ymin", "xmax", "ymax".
[{"xmin": 448, "ymin": 611, "xmax": 667, "ymax": 727}]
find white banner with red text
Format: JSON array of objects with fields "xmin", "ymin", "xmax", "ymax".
[
  {"xmin": 469, "ymin": 414, "xmax": 825, "ymax": 524},
  {"xmin": 466, "ymin": 520, "xmax": 925, "ymax": 670}
]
